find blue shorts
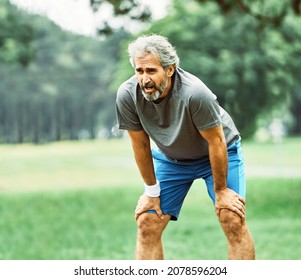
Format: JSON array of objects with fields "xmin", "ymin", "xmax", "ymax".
[{"xmin": 148, "ymin": 140, "xmax": 246, "ymax": 221}]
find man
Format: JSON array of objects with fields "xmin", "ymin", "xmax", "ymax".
[{"xmin": 115, "ymin": 34, "xmax": 255, "ymax": 260}]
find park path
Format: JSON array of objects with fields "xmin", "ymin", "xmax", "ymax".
[{"xmin": 245, "ymin": 165, "xmax": 300, "ymax": 178}]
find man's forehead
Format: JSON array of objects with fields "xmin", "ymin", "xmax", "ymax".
[{"xmin": 134, "ymin": 52, "xmax": 161, "ymax": 67}]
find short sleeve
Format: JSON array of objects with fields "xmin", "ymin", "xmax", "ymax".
[
  {"xmin": 190, "ymin": 87, "xmax": 221, "ymax": 131},
  {"xmin": 115, "ymin": 83, "xmax": 143, "ymax": 131}
]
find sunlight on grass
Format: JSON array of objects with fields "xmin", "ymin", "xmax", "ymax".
[
  {"xmin": 1, "ymin": 137, "xmax": 300, "ymax": 192},
  {"xmin": 242, "ymin": 137, "xmax": 301, "ymax": 178},
  {"xmin": 0, "ymin": 139, "xmax": 141, "ymax": 192}
]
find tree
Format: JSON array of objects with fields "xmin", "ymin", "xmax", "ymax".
[
  {"xmin": 115, "ymin": 0, "xmax": 301, "ymax": 137},
  {"xmin": 0, "ymin": 2, "xmax": 130, "ymax": 143},
  {"xmin": 90, "ymin": 0, "xmax": 152, "ymax": 35},
  {"xmin": 0, "ymin": 0, "xmax": 34, "ymax": 66},
  {"xmin": 196, "ymin": 0, "xmax": 301, "ymax": 26},
  {"xmin": 89, "ymin": 0, "xmax": 301, "ymax": 34}
]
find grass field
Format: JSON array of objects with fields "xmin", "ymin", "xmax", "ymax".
[{"xmin": 0, "ymin": 137, "xmax": 300, "ymax": 260}]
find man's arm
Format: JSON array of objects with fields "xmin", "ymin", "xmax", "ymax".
[
  {"xmin": 127, "ymin": 129, "xmax": 156, "ymax": 185},
  {"xmin": 127, "ymin": 130, "xmax": 163, "ymax": 220},
  {"xmin": 199, "ymin": 125, "xmax": 246, "ymax": 219}
]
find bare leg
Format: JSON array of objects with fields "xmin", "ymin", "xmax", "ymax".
[
  {"xmin": 136, "ymin": 212, "xmax": 171, "ymax": 260},
  {"xmin": 218, "ymin": 209, "xmax": 255, "ymax": 260}
]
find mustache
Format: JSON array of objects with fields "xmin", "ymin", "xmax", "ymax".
[{"xmin": 141, "ymin": 82, "xmax": 157, "ymax": 90}]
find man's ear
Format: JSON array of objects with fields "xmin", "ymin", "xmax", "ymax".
[{"xmin": 167, "ymin": 64, "xmax": 175, "ymax": 77}]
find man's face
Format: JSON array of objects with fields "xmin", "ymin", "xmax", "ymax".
[{"xmin": 134, "ymin": 53, "xmax": 169, "ymax": 102}]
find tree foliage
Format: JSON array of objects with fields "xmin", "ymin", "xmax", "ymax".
[
  {"xmin": 89, "ymin": 0, "xmax": 301, "ymax": 34},
  {"xmin": 116, "ymin": 0, "xmax": 301, "ymax": 137},
  {"xmin": 0, "ymin": 2, "xmax": 129, "ymax": 143},
  {"xmin": 90, "ymin": 0, "xmax": 151, "ymax": 35},
  {"xmin": 0, "ymin": 0, "xmax": 34, "ymax": 66},
  {"xmin": 196, "ymin": 0, "xmax": 301, "ymax": 26},
  {"xmin": 2, "ymin": 0, "xmax": 301, "ymax": 144}
]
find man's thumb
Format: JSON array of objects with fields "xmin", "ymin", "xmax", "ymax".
[{"xmin": 156, "ymin": 208, "xmax": 164, "ymax": 220}]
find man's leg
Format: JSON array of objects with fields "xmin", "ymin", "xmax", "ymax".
[
  {"xmin": 136, "ymin": 212, "xmax": 171, "ymax": 259},
  {"xmin": 203, "ymin": 140, "xmax": 255, "ymax": 259},
  {"xmin": 135, "ymin": 148, "xmax": 195, "ymax": 259},
  {"xmin": 218, "ymin": 209, "xmax": 255, "ymax": 259}
]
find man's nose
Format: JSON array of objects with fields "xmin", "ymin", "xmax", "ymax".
[{"xmin": 142, "ymin": 73, "xmax": 150, "ymax": 84}]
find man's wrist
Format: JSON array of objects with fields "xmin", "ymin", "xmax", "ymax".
[
  {"xmin": 144, "ymin": 180, "xmax": 160, "ymax": 197},
  {"xmin": 214, "ymin": 183, "xmax": 228, "ymax": 193}
]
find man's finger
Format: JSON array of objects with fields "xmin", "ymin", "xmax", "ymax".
[
  {"xmin": 235, "ymin": 201, "xmax": 245, "ymax": 212},
  {"xmin": 233, "ymin": 206, "xmax": 245, "ymax": 219},
  {"xmin": 135, "ymin": 212, "xmax": 140, "ymax": 221},
  {"xmin": 216, "ymin": 206, "xmax": 245, "ymax": 219},
  {"xmin": 238, "ymin": 196, "xmax": 246, "ymax": 205},
  {"xmin": 155, "ymin": 208, "xmax": 164, "ymax": 220}
]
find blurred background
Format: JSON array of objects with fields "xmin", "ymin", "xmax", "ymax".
[
  {"xmin": 1, "ymin": 0, "xmax": 301, "ymax": 143},
  {"xmin": 0, "ymin": 0, "xmax": 301, "ymax": 260}
]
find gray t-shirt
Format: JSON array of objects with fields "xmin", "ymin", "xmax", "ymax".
[{"xmin": 116, "ymin": 68, "xmax": 240, "ymax": 160}]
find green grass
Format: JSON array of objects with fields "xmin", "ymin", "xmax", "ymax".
[
  {"xmin": 0, "ymin": 188, "xmax": 139, "ymax": 260},
  {"xmin": 0, "ymin": 137, "xmax": 300, "ymax": 260},
  {"xmin": 0, "ymin": 139, "xmax": 141, "ymax": 192}
]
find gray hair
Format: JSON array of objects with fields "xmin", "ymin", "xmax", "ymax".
[{"xmin": 128, "ymin": 34, "xmax": 180, "ymax": 70}]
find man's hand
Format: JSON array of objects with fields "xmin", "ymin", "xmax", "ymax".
[
  {"xmin": 215, "ymin": 188, "xmax": 246, "ymax": 219},
  {"xmin": 135, "ymin": 194, "xmax": 163, "ymax": 221}
]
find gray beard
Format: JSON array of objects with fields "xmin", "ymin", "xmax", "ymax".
[
  {"xmin": 141, "ymin": 79, "xmax": 168, "ymax": 102},
  {"xmin": 141, "ymin": 90, "xmax": 161, "ymax": 101}
]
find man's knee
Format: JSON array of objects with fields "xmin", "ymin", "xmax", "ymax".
[
  {"xmin": 136, "ymin": 213, "xmax": 169, "ymax": 240},
  {"xmin": 218, "ymin": 209, "xmax": 245, "ymax": 241}
]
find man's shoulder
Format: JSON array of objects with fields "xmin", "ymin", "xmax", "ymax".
[
  {"xmin": 116, "ymin": 75, "xmax": 138, "ymax": 106},
  {"xmin": 175, "ymin": 68, "xmax": 215, "ymax": 98},
  {"xmin": 176, "ymin": 68, "xmax": 203, "ymax": 83},
  {"xmin": 118, "ymin": 75, "xmax": 138, "ymax": 93}
]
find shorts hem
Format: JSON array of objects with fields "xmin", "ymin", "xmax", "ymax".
[{"xmin": 147, "ymin": 210, "xmax": 178, "ymax": 221}]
